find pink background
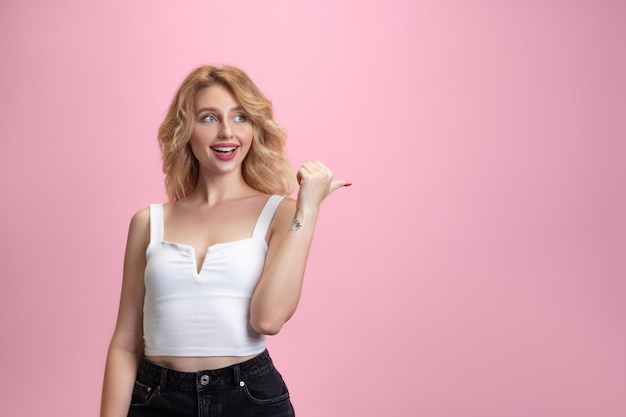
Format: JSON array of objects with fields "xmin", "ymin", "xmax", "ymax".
[{"xmin": 1, "ymin": 1, "xmax": 625, "ymax": 416}]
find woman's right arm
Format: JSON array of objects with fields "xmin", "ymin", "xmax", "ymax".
[{"xmin": 100, "ymin": 208, "xmax": 150, "ymax": 417}]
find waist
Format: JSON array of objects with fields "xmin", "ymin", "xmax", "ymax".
[
  {"xmin": 145, "ymin": 353, "xmax": 259, "ymax": 372},
  {"xmin": 137, "ymin": 350, "xmax": 274, "ymax": 391}
]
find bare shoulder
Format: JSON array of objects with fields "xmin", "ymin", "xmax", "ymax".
[
  {"xmin": 127, "ymin": 207, "xmax": 151, "ymax": 249},
  {"xmin": 131, "ymin": 206, "xmax": 150, "ymax": 222},
  {"xmin": 129, "ymin": 207, "xmax": 150, "ymax": 230},
  {"xmin": 277, "ymin": 195, "xmax": 297, "ymax": 216},
  {"xmin": 270, "ymin": 196, "xmax": 296, "ymax": 234}
]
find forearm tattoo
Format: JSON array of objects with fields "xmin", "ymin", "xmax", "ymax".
[{"xmin": 290, "ymin": 209, "xmax": 302, "ymax": 231}]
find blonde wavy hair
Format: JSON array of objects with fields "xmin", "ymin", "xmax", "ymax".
[{"xmin": 158, "ymin": 65, "xmax": 295, "ymax": 201}]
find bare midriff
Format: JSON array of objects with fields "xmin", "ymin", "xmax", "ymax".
[{"xmin": 145, "ymin": 354, "xmax": 259, "ymax": 372}]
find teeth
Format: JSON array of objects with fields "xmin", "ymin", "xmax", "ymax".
[{"xmin": 212, "ymin": 147, "xmax": 236, "ymax": 152}]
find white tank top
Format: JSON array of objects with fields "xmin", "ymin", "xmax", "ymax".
[{"xmin": 143, "ymin": 195, "xmax": 285, "ymax": 357}]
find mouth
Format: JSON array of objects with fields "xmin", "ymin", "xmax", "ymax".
[
  {"xmin": 210, "ymin": 146, "xmax": 238, "ymax": 154},
  {"xmin": 210, "ymin": 144, "xmax": 240, "ymax": 161}
]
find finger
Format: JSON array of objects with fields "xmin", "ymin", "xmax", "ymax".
[
  {"xmin": 306, "ymin": 161, "xmax": 333, "ymax": 181},
  {"xmin": 313, "ymin": 161, "xmax": 332, "ymax": 178},
  {"xmin": 296, "ymin": 165, "xmax": 312, "ymax": 185},
  {"xmin": 328, "ymin": 179, "xmax": 352, "ymax": 194},
  {"xmin": 311, "ymin": 160, "xmax": 329, "ymax": 172},
  {"xmin": 302, "ymin": 160, "xmax": 329, "ymax": 175}
]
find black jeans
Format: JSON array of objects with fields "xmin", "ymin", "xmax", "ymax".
[{"xmin": 128, "ymin": 350, "xmax": 295, "ymax": 417}]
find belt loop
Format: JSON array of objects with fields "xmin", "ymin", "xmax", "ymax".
[
  {"xmin": 233, "ymin": 364, "xmax": 242, "ymax": 388},
  {"xmin": 159, "ymin": 366, "xmax": 168, "ymax": 392}
]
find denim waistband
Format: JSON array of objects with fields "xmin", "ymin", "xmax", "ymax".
[{"xmin": 136, "ymin": 349, "xmax": 274, "ymax": 391}]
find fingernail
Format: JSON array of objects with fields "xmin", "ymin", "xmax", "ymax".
[{"xmin": 344, "ymin": 182, "xmax": 352, "ymax": 187}]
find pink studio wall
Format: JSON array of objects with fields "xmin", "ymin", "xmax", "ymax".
[{"xmin": 1, "ymin": 1, "xmax": 624, "ymax": 416}]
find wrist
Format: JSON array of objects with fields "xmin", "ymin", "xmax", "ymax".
[{"xmin": 295, "ymin": 203, "xmax": 320, "ymax": 219}]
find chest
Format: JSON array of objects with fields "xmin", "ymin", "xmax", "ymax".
[
  {"xmin": 145, "ymin": 237, "xmax": 268, "ymax": 285},
  {"xmin": 161, "ymin": 202, "xmax": 268, "ymax": 274}
]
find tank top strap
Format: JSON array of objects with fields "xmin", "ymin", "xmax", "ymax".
[
  {"xmin": 149, "ymin": 203, "xmax": 164, "ymax": 245},
  {"xmin": 252, "ymin": 195, "xmax": 285, "ymax": 240}
]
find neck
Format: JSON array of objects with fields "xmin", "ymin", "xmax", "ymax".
[{"xmin": 188, "ymin": 170, "xmax": 256, "ymax": 205}]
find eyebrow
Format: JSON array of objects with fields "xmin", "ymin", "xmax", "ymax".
[{"xmin": 195, "ymin": 106, "xmax": 245, "ymax": 116}]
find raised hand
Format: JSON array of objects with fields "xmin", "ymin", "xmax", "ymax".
[{"xmin": 296, "ymin": 160, "xmax": 350, "ymax": 211}]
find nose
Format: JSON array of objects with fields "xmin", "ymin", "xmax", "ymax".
[{"xmin": 219, "ymin": 121, "xmax": 233, "ymax": 138}]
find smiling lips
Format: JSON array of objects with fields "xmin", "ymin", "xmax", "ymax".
[{"xmin": 210, "ymin": 144, "xmax": 240, "ymax": 161}]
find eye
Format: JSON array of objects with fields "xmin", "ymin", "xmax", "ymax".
[
  {"xmin": 233, "ymin": 113, "xmax": 248, "ymax": 123},
  {"xmin": 201, "ymin": 114, "xmax": 217, "ymax": 123}
]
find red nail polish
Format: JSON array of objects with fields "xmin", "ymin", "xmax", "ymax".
[{"xmin": 344, "ymin": 182, "xmax": 352, "ymax": 187}]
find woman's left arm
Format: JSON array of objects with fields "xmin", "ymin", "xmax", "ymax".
[{"xmin": 249, "ymin": 161, "xmax": 350, "ymax": 335}]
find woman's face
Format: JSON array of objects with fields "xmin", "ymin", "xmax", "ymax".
[{"xmin": 190, "ymin": 84, "xmax": 254, "ymax": 176}]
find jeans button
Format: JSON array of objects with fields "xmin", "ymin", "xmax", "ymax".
[{"xmin": 200, "ymin": 375, "xmax": 210, "ymax": 386}]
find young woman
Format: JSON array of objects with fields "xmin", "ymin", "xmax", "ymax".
[{"xmin": 100, "ymin": 65, "xmax": 349, "ymax": 417}]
